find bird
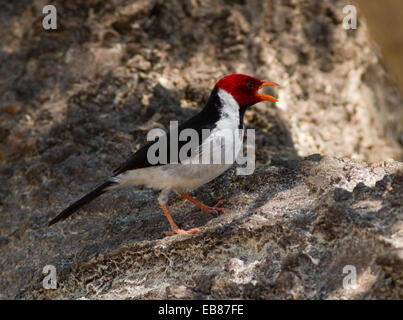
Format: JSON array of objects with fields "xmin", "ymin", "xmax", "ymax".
[{"xmin": 48, "ymin": 74, "xmax": 278, "ymax": 235}]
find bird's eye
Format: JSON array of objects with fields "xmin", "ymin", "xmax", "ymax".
[{"xmin": 247, "ymin": 81, "xmax": 254, "ymax": 88}]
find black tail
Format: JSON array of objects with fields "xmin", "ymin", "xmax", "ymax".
[{"xmin": 48, "ymin": 180, "xmax": 115, "ymax": 226}]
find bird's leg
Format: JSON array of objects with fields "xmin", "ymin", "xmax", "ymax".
[
  {"xmin": 179, "ymin": 193, "xmax": 226, "ymax": 215},
  {"xmin": 158, "ymin": 189, "xmax": 200, "ymax": 236},
  {"xmin": 160, "ymin": 204, "xmax": 200, "ymax": 236}
]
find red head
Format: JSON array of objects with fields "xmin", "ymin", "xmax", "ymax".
[{"xmin": 215, "ymin": 74, "xmax": 279, "ymax": 107}]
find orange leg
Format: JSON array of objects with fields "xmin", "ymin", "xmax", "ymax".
[
  {"xmin": 160, "ymin": 204, "xmax": 200, "ymax": 236},
  {"xmin": 179, "ymin": 193, "xmax": 226, "ymax": 215}
]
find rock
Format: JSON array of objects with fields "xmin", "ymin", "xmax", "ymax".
[
  {"xmin": 1, "ymin": 104, "xmax": 21, "ymax": 116},
  {"xmin": 0, "ymin": 0, "xmax": 402, "ymax": 164},
  {"xmin": 0, "ymin": 156, "xmax": 400, "ymax": 300}
]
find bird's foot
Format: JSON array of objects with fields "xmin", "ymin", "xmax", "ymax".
[
  {"xmin": 162, "ymin": 227, "xmax": 201, "ymax": 236},
  {"xmin": 178, "ymin": 193, "xmax": 227, "ymax": 215},
  {"xmin": 199, "ymin": 200, "xmax": 226, "ymax": 215}
]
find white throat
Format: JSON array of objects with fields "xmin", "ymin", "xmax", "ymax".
[{"xmin": 216, "ymin": 88, "xmax": 241, "ymax": 130}]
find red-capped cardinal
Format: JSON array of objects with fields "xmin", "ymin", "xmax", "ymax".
[{"xmin": 48, "ymin": 74, "xmax": 278, "ymax": 235}]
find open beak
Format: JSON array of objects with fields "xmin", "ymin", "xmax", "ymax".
[{"xmin": 258, "ymin": 80, "xmax": 279, "ymax": 102}]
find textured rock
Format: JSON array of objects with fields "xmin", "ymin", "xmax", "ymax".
[
  {"xmin": 0, "ymin": 0, "xmax": 402, "ymax": 299},
  {"xmin": 1, "ymin": 0, "xmax": 402, "ymax": 166},
  {"xmin": 13, "ymin": 156, "xmax": 403, "ymax": 299}
]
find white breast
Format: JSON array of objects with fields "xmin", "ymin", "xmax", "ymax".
[{"xmin": 183, "ymin": 88, "xmax": 244, "ymax": 166}]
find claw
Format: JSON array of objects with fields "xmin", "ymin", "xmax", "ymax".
[
  {"xmin": 179, "ymin": 193, "xmax": 227, "ymax": 215},
  {"xmin": 200, "ymin": 201, "xmax": 226, "ymax": 215},
  {"xmin": 163, "ymin": 227, "xmax": 201, "ymax": 236}
]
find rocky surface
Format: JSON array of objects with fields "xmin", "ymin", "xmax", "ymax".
[
  {"xmin": 0, "ymin": 0, "xmax": 402, "ymax": 299},
  {"xmin": 9, "ymin": 156, "xmax": 403, "ymax": 299}
]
